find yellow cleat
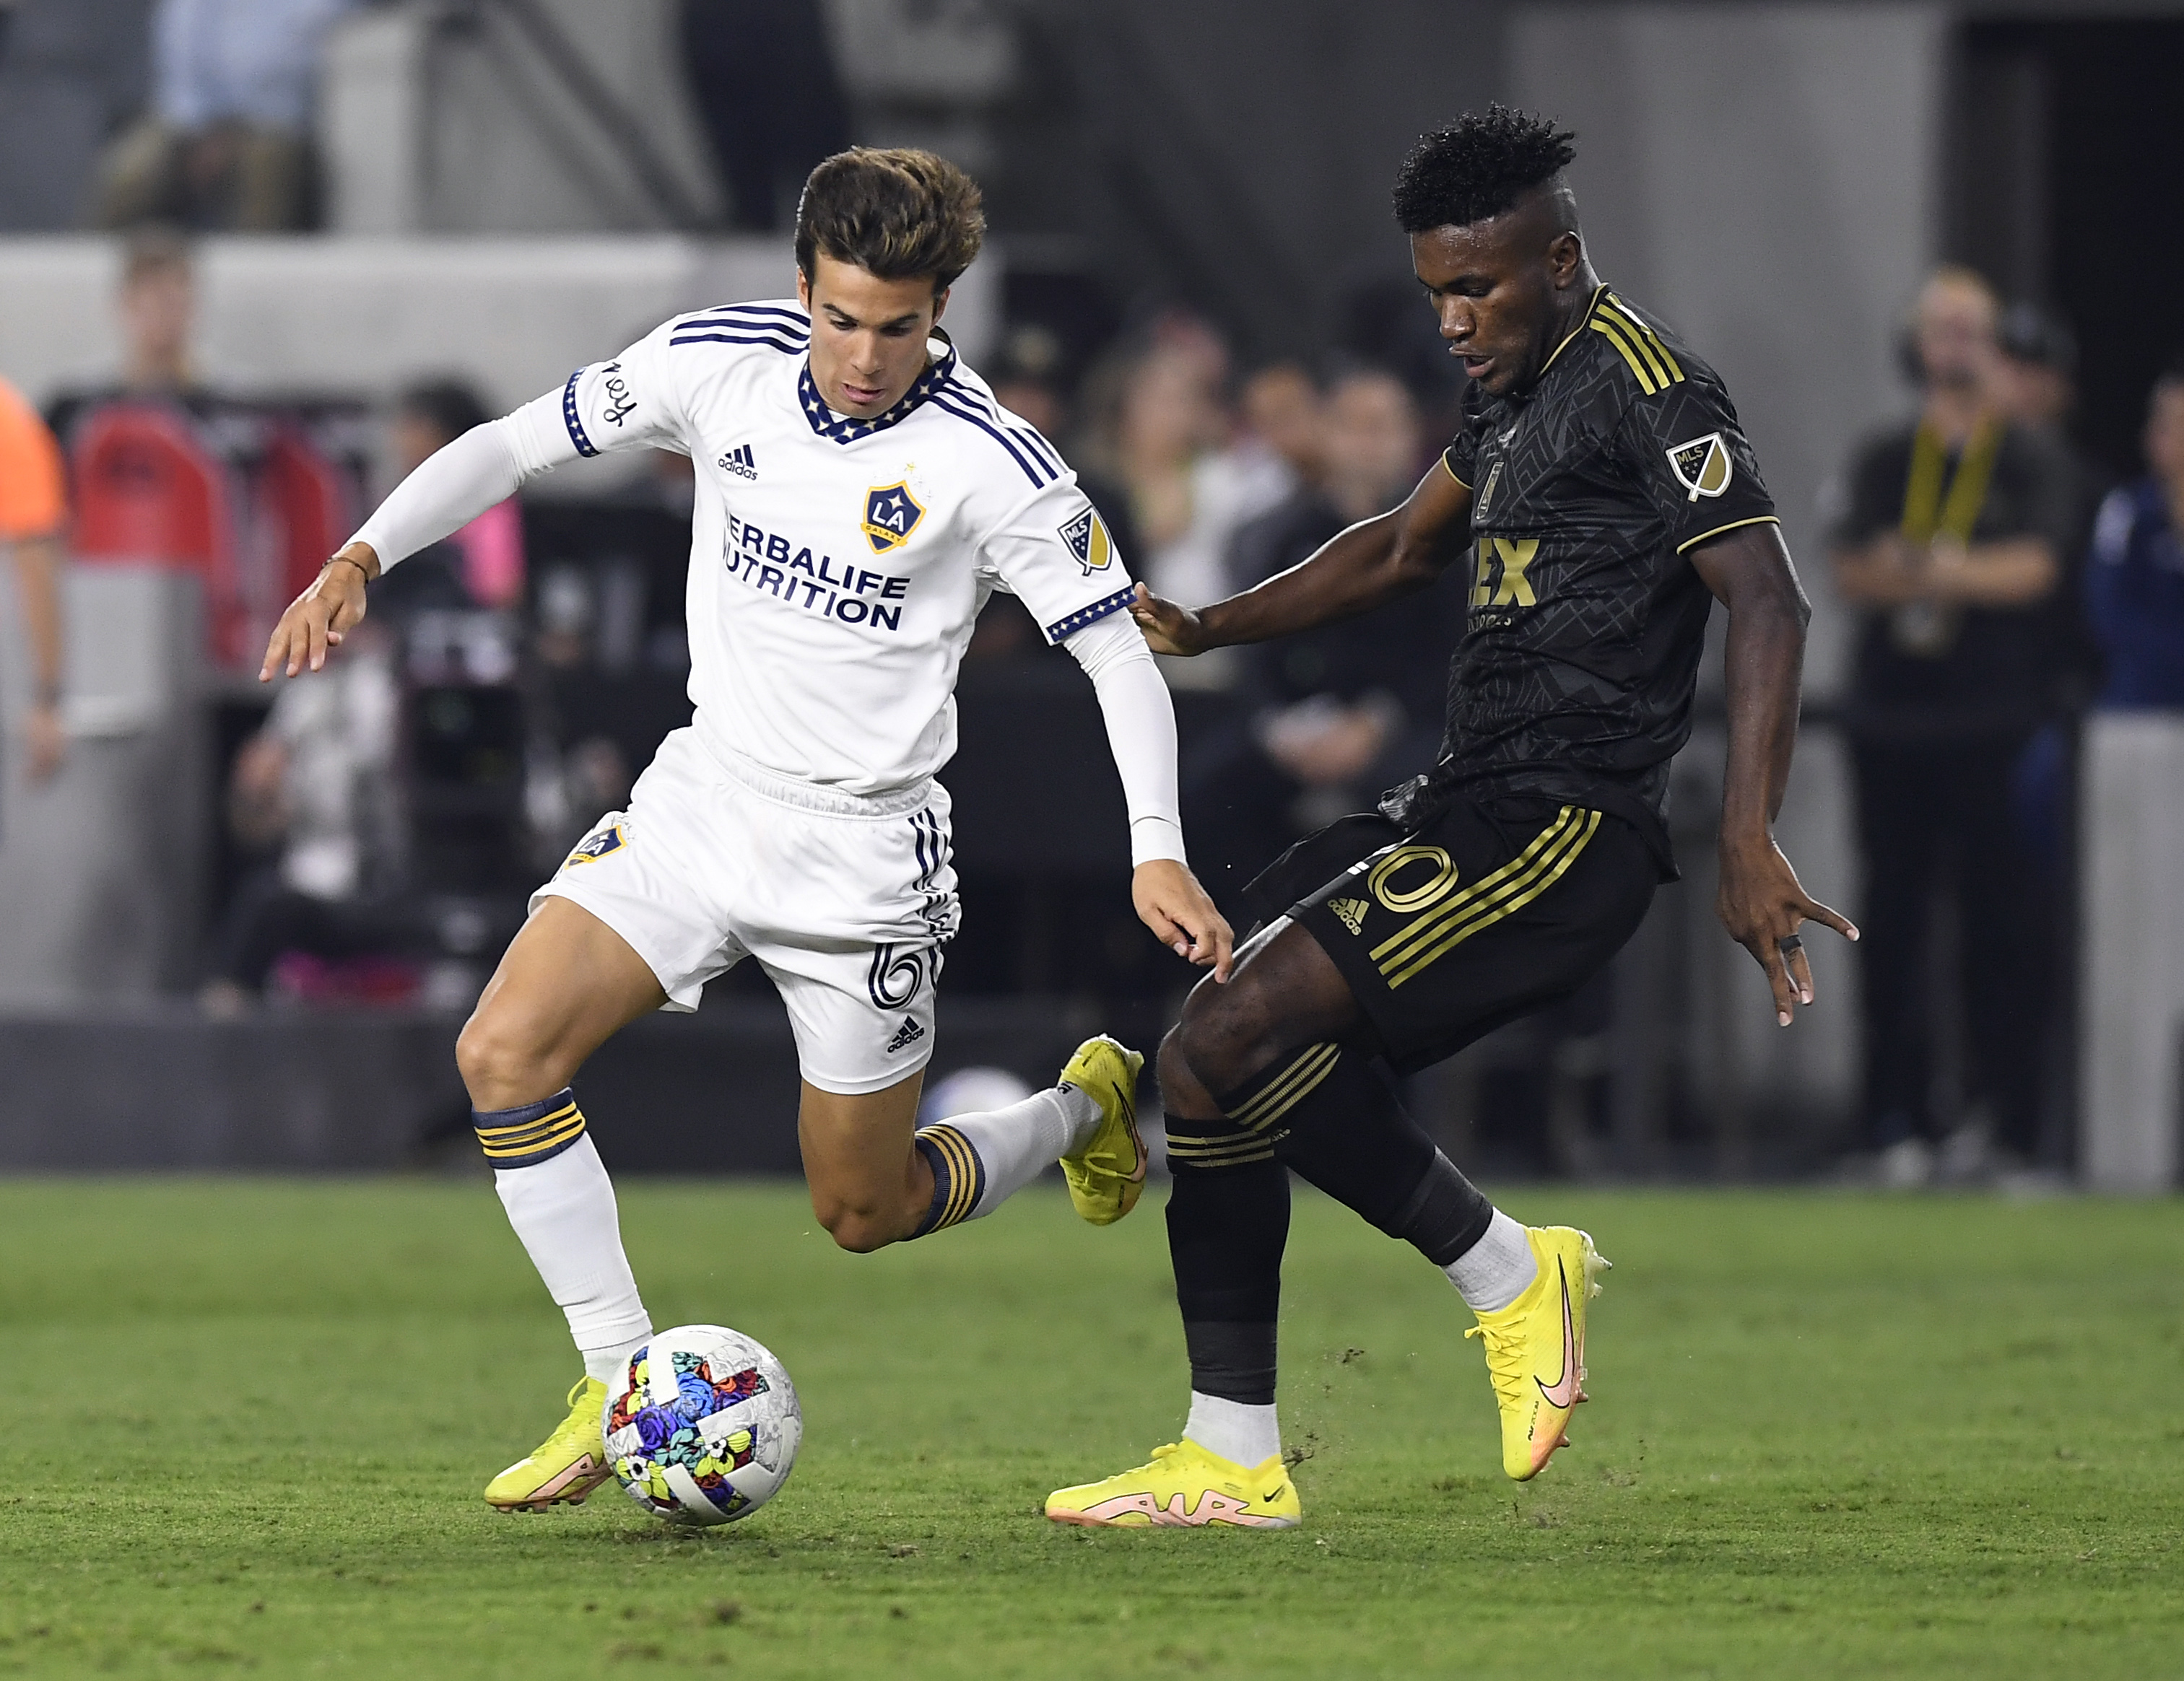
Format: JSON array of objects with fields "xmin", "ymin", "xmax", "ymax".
[
  {"xmin": 1045, "ymin": 1439, "xmax": 1300, "ymax": 1529},
  {"xmin": 484, "ymin": 1377, "xmax": 616, "ymax": 1511},
  {"xmin": 1465, "ymin": 1226, "xmax": 1609, "ymax": 1482},
  {"xmin": 1057, "ymin": 1034, "xmax": 1147, "ymax": 1226}
]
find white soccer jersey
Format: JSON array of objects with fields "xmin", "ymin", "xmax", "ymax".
[{"xmin": 542, "ymin": 301, "xmax": 1134, "ymax": 796}]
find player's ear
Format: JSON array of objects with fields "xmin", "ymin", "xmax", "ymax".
[
  {"xmin": 930, "ymin": 283, "xmax": 951, "ymax": 326},
  {"xmin": 796, "ymin": 267, "xmax": 812, "ymax": 311},
  {"xmin": 1547, "ymin": 230, "xmax": 1584, "ymax": 289}
]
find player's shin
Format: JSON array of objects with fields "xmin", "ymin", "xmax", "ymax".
[
  {"xmin": 477, "ymin": 1090, "xmax": 653, "ymax": 1382},
  {"xmin": 1217, "ymin": 1041, "xmax": 1539, "ymax": 1309},
  {"xmin": 906, "ymin": 1084, "xmax": 1099, "ymax": 1236},
  {"xmin": 1164, "ymin": 1131, "xmax": 1289, "ymax": 1469}
]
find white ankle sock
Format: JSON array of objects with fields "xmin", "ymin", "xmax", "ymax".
[
  {"xmin": 924, "ymin": 1085, "xmax": 1097, "ymax": 1223},
  {"xmin": 1443, "ymin": 1208, "xmax": 1538, "ymax": 1314},
  {"xmin": 1184, "ymin": 1392, "xmax": 1281, "ymax": 1469},
  {"xmin": 492, "ymin": 1132, "xmax": 654, "ymax": 1384}
]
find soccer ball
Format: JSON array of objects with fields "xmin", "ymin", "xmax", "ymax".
[{"xmin": 602, "ymin": 1324, "xmax": 801, "ymax": 1525}]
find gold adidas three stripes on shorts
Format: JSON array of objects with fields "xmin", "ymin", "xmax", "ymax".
[{"xmin": 1259, "ymin": 793, "xmax": 1658, "ymax": 1077}]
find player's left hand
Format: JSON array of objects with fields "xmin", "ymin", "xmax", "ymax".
[
  {"xmin": 1717, "ymin": 834, "xmax": 1857, "ymax": 1027},
  {"xmin": 1132, "ymin": 859, "xmax": 1234, "ymax": 982}
]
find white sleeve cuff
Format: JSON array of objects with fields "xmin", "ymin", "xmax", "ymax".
[
  {"xmin": 349, "ymin": 393, "xmax": 571, "ymax": 570},
  {"xmin": 1063, "ymin": 613, "xmax": 1187, "ymax": 868}
]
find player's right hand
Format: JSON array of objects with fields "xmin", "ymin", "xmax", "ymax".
[
  {"xmin": 1131, "ymin": 858, "xmax": 1234, "ymax": 983},
  {"xmin": 1128, "ymin": 582, "xmax": 1209, "ymax": 656},
  {"xmin": 261, "ymin": 543, "xmax": 377, "ymax": 681}
]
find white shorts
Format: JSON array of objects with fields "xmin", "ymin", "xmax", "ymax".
[{"xmin": 533, "ymin": 728, "xmax": 959, "ymax": 1095}]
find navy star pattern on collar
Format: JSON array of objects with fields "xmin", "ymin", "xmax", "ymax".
[{"xmin": 799, "ymin": 338, "xmax": 958, "ymax": 444}]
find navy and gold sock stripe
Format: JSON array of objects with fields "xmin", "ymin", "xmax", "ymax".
[
  {"xmin": 474, "ymin": 1088, "xmax": 588, "ymax": 1168},
  {"xmin": 911, "ymin": 1123, "xmax": 986, "ymax": 1236},
  {"xmin": 1369, "ymin": 806, "xmax": 1601, "ymax": 987}
]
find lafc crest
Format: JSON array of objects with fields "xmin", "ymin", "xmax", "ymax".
[
  {"xmin": 1666, "ymin": 433, "xmax": 1733, "ymax": 502},
  {"xmin": 1474, "ymin": 460, "xmax": 1504, "ymax": 521},
  {"xmin": 862, "ymin": 481, "xmax": 925, "ymax": 554},
  {"xmin": 1058, "ymin": 506, "xmax": 1114, "ymax": 576}
]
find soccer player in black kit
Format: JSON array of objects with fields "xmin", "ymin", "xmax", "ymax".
[{"xmin": 1045, "ymin": 107, "xmax": 1855, "ymax": 1529}]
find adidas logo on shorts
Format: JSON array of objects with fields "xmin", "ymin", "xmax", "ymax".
[
  {"xmin": 886, "ymin": 1016, "xmax": 926, "ymax": 1054},
  {"xmin": 1328, "ymin": 896, "xmax": 1368, "ymax": 935}
]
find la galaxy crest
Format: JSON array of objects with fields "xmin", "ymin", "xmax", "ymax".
[
  {"xmin": 1057, "ymin": 505, "xmax": 1114, "ymax": 576},
  {"xmin": 564, "ymin": 821, "xmax": 627, "ymax": 868},
  {"xmin": 862, "ymin": 482, "xmax": 925, "ymax": 554},
  {"xmin": 1666, "ymin": 433, "xmax": 1733, "ymax": 502}
]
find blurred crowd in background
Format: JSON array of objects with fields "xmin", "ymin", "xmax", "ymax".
[{"xmin": 3, "ymin": 0, "xmax": 2183, "ymax": 1187}]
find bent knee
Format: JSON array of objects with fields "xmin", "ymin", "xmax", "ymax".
[
  {"xmin": 1174, "ymin": 983, "xmax": 1271, "ymax": 1097},
  {"xmin": 811, "ymin": 1194, "xmax": 908, "ymax": 1254},
  {"xmin": 456, "ymin": 1010, "xmax": 560, "ymax": 1109}
]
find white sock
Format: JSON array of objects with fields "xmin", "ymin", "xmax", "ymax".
[
  {"xmin": 1183, "ymin": 1392, "xmax": 1281, "ymax": 1469},
  {"xmin": 492, "ymin": 1132, "xmax": 654, "ymax": 1384},
  {"xmin": 1443, "ymin": 1208, "xmax": 1538, "ymax": 1314},
  {"xmin": 921, "ymin": 1085, "xmax": 1097, "ymax": 1225}
]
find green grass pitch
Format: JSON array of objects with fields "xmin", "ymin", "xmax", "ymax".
[{"xmin": 1, "ymin": 1178, "xmax": 2178, "ymax": 1678}]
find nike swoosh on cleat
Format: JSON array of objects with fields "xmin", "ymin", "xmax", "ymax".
[
  {"xmin": 1109, "ymin": 1077, "xmax": 1147, "ymax": 1183},
  {"xmin": 1533, "ymin": 1258, "xmax": 1581, "ymax": 1410}
]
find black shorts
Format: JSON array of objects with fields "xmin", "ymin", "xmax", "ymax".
[{"xmin": 1242, "ymin": 793, "xmax": 1657, "ymax": 1075}]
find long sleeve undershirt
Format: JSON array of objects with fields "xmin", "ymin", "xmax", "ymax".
[{"xmin": 347, "ymin": 400, "xmax": 1186, "ymax": 868}]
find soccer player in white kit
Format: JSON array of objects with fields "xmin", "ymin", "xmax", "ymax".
[{"xmin": 260, "ymin": 149, "xmax": 1233, "ymax": 1510}]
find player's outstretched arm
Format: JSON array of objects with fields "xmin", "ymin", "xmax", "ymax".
[
  {"xmin": 1063, "ymin": 612, "xmax": 1235, "ymax": 981},
  {"xmin": 1689, "ymin": 523, "xmax": 1858, "ymax": 1026},
  {"xmin": 1130, "ymin": 457, "xmax": 1472, "ymax": 655},
  {"xmin": 261, "ymin": 542, "xmax": 377, "ymax": 681}
]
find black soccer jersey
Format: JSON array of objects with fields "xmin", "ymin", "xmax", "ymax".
[{"xmin": 1419, "ymin": 285, "xmax": 1777, "ymax": 872}]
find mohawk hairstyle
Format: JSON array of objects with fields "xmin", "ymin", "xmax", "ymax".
[
  {"xmin": 795, "ymin": 147, "xmax": 986, "ymax": 293},
  {"xmin": 1392, "ymin": 105, "xmax": 1578, "ymax": 233}
]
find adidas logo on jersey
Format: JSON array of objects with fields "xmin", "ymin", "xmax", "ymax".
[
  {"xmin": 887, "ymin": 1016, "xmax": 926, "ymax": 1054},
  {"xmin": 1328, "ymin": 897, "xmax": 1368, "ymax": 935},
  {"xmin": 718, "ymin": 443, "xmax": 758, "ymax": 479}
]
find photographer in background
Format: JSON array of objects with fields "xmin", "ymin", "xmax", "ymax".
[{"xmin": 1829, "ymin": 268, "xmax": 2079, "ymax": 1187}]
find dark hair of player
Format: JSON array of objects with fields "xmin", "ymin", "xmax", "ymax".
[
  {"xmin": 1391, "ymin": 105, "xmax": 1578, "ymax": 234},
  {"xmin": 793, "ymin": 147, "xmax": 986, "ymax": 294}
]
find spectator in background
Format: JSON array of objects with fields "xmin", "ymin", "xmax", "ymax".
[
  {"xmin": 46, "ymin": 228, "xmax": 206, "ymax": 440},
  {"xmin": 2087, "ymin": 361, "xmax": 2184, "ymax": 711},
  {"xmin": 200, "ymin": 611, "xmax": 403, "ymax": 1012},
  {"xmin": 974, "ymin": 323, "xmax": 1137, "ymax": 663},
  {"xmin": 0, "ymin": 372, "xmax": 67, "ymax": 784},
  {"xmin": 373, "ymin": 380, "xmax": 526, "ymax": 615},
  {"xmin": 1829, "ymin": 267, "xmax": 2079, "ymax": 1187},
  {"xmin": 679, "ymin": 0, "xmax": 848, "ymax": 232},
  {"xmin": 1089, "ymin": 316, "xmax": 1300, "ymax": 684},
  {"xmin": 1183, "ymin": 367, "xmax": 1450, "ymax": 920},
  {"xmin": 96, "ymin": 0, "xmax": 356, "ymax": 231}
]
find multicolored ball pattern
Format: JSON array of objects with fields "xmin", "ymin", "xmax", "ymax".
[{"xmin": 602, "ymin": 1324, "xmax": 801, "ymax": 1525}]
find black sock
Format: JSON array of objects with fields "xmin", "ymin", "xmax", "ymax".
[
  {"xmin": 1214, "ymin": 1040, "xmax": 1495, "ymax": 1265},
  {"xmin": 1164, "ymin": 1120, "xmax": 1290, "ymax": 1406}
]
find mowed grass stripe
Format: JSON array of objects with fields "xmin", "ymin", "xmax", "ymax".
[{"xmin": 0, "ymin": 1179, "xmax": 2178, "ymax": 1679}]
